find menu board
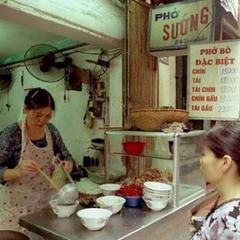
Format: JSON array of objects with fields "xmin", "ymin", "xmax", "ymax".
[{"xmin": 188, "ymin": 41, "xmax": 240, "ymax": 120}]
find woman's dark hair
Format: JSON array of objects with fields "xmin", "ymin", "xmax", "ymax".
[
  {"xmin": 202, "ymin": 122, "xmax": 240, "ymax": 171},
  {"xmin": 24, "ymin": 88, "xmax": 55, "ymax": 111}
]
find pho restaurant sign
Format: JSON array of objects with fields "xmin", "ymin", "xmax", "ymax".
[
  {"xmin": 188, "ymin": 41, "xmax": 240, "ymax": 120},
  {"xmin": 148, "ymin": 0, "xmax": 213, "ymax": 53}
]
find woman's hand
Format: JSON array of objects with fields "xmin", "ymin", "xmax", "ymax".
[
  {"xmin": 3, "ymin": 160, "xmax": 39, "ymax": 182},
  {"xmin": 60, "ymin": 160, "xmax": 73, "ymax": 173},
  {"xmin": 18, "ymin": 160, "xmax": 39, "ymax": 176}
]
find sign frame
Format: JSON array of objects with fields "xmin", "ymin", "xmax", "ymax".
[{"xmin": 148, "ymin": 0, "xmax": 215, "ymax": 54}]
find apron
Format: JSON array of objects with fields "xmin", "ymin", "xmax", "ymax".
[{"xmin": 0, "ymin": 119, "xmax": 56, "ymax": 232}]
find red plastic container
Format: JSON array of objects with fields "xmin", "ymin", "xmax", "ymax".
[{"xmin": 122, "ymin": 141, "xmax": 145, "ymax": 155}]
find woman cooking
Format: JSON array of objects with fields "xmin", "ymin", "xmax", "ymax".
[{"xmin": 0, "ymin": 88, "xmax": 74, "ymax": 234}]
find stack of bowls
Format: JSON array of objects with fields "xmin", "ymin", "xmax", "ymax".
[{"xmin": 143, "ymin": 181, "xmax": 172, "ymax": 211}]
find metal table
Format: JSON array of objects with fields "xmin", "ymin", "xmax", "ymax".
[{"xmin": 19, "ymin": 195, "xmax": 206, "ymax": 240}]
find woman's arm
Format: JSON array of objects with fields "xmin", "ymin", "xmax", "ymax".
[
  {"xmin": 0, "ymin": 124, "xmax": 22, "ymax": 183},
  {"xmin": 3, "ymin": 160, "xmax": 39, "ymax": 181},
  {"xmin": 48, "ymin": 123, "xmax": 74, "ymax": 173}
]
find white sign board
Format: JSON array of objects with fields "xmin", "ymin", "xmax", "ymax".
[
  {"xmin": 188, "ymin": 41, "xmax": 240, "ymax": 120},
  {"xmin": 148, "ymin": 0, "xmax": 213, "ymax": 51}
]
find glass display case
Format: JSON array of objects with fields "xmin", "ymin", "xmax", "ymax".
[{"xmin": 104, "ymin": 130, "xmax": 206, "ymax": 207}]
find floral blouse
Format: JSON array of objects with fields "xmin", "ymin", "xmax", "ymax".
[
  {"xmin": 0, "ymin": 122, "xmax": 73, "ymax": 184},
  {"xmin": 192, "ymin": 199, "xmax": 240, "ymax": 240}
]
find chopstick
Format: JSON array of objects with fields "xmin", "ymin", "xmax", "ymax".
[
  {"xmin": 54, "ymin": 155, "xmax": 75, "ymax": 184},
  {"xmin": 20, "ymin": 154, "xmax": 60, "ymax": 191},
  {"xmin": 37, "ymin": 166, "xmax": 60, "ymax": 191},
  {"xmin": 60, "ymin": 164, "xmax": 75, "ymax": 184}
]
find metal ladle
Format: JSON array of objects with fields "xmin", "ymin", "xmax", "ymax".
[
  {"xmin": 53, "ymin": 156, "xmax": 79, "ymax": 204},
  {"xmin": 37, "ymin": 163, "xmax": 79, "ymax": 205},
  {"xmin": 57, "ymin": 183, "xmax": 79, "ymax": 205},
  {"xmin": 57, "ymin": 164, "xmax": 79, "ymax": 205}
]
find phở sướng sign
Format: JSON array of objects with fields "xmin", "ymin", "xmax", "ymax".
[{"xmin": 148, "ymin": 0, "xmax": 213, "ymax": 51}]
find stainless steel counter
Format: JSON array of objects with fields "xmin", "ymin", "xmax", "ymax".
[{"xmin": 19, "ymin": 194, "xmax": 206, "ymax": 240}]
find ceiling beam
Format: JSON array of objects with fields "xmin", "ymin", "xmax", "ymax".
[{"xmin": 0, "ymin": 0, "xmax": 124, "ymax": 49}]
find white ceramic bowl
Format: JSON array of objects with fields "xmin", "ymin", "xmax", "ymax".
[
  {"xmin": 143, "ymin": 194, "xmax": 171, "ymax": 202},
  {"xmin": 144, "ymin": 182, "xmax": 172, "ymax": 193},
  {"xmin": 77, "ymin": 208, "xmax": 112, "ymax": 230},
  {"xmin": 100, "ymin": 183, "xmax": 121, "ymax": 196},
  {"xmin": 143, "ymin": 189, "xmax": 171, "ymax": 199},
  {"xmin": 49, "ymin": 199, "xmax": 79, "ymax": 218},
  {"xmin": 143, "ymin": 197, "xmax": 169, "ymax": 211},
  {"xmin": 96, "ymin": 196, "xmax": 125, "ymax": 214}
]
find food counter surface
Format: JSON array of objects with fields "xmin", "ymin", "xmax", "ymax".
[{"xmin": 19, "ymin": 195, "xmax": 206, "ymax": 240}]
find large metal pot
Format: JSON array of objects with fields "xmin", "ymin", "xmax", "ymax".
[{"xmin": 0, "ymin": 230, "xmax": 30, "ymax": 240}]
